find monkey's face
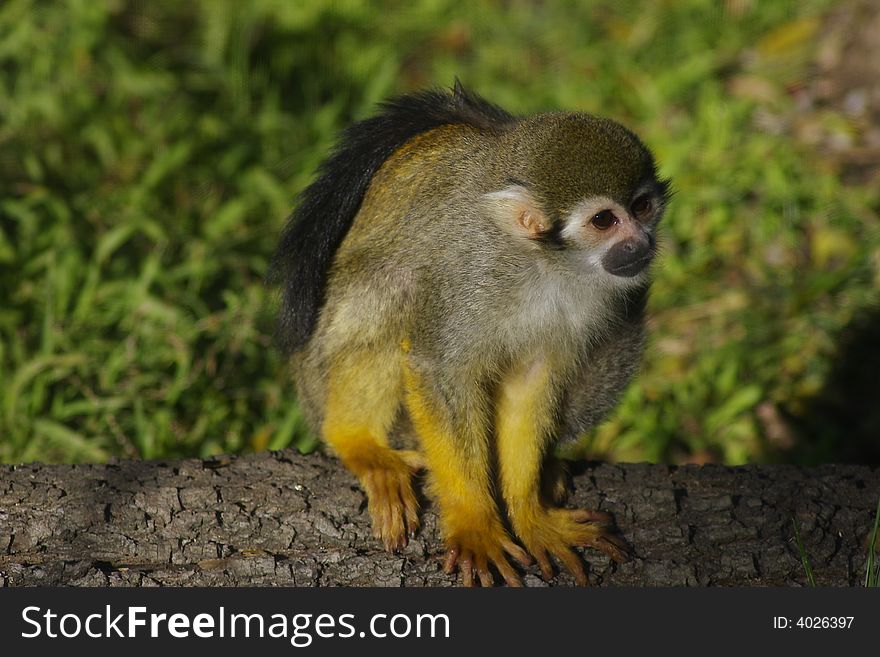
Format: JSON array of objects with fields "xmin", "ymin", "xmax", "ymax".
[
  {"xmin": 492, "ymin": 113, "xmax": 669, "ymax": 286},
  {"xmin": 558, "ymin": 188, "xmax": 664, "ymax": 282},
  {"xmin": 484, "ymin": 181, "xmax": 666, "ymax": 287}
]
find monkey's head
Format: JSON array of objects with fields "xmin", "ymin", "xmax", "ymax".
[{"xmin": 486, "ymin": 113, "xmax": 670, "ymax": 285}]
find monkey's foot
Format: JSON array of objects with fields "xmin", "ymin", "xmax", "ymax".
[
  {"xmin": 441, "ymin": 522, "xmax": 532, "ymax": 587},
  {"xmin": 360, "ymin": 454, "xmax": 420, "ymax": 552},
  {"xmin": 515, "ymin": 508, "xmax": 631, "ymax": 585}
]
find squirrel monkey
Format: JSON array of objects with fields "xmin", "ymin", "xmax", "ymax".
[{"xmin": 270, "ymin": 82, "xmax": 670, "ymax": 586}]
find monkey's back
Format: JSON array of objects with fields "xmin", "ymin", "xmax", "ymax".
[{"xmin": 289, "ymin": 122, "xmax": 499, "ymax": 434}]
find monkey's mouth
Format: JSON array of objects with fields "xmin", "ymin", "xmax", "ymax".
[{"xmin": 604, "ymin": 254, "xmax": 652, "ymax": 278}]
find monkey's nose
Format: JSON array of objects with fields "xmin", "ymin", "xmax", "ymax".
[{"xmin": 601, "ymin": 237, "xmax": 653, "ymax": 277}]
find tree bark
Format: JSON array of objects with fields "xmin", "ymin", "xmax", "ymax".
[{"xmin": 1, "ymin": 450, "xmax": 877, "ymax": 586}]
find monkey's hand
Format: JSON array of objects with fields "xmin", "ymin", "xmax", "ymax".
[
  {"xmin": 441, "ymin": 512, "xmax": 532, "ymax": 587},
  {"xmin": 512, "ymin": 506, "xmax": 631, "ymax": 586}
]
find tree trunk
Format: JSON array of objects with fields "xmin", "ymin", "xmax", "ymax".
[{"xmin": 1, "ymin": 451, "xmax": 877, "ymax": 586}]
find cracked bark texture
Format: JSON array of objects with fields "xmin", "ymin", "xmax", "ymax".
[{"xmin": 1, "ymin": 450, "xmax": 877, "ymax": 587}]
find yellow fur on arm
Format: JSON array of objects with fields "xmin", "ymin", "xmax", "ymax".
[{"xmin": 495, "ymin": 357, "xmax": 557, "ymax": 526}]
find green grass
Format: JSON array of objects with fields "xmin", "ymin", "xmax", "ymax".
[
  {"xmin": 1, "ymin": 0, "xmax": 878, "ymax": 464},
  {"xmin": 792, "ymin": 518, "xmax": 817, "ymax": 586},
  {"xmin": 793, "ymin": 497, "xmax": 880, "ymax": 587},
  {"xmin": 866, "ymin": 498, "xmax": 879, "ymax": 587}
]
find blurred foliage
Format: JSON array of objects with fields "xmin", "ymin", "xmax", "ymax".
[{"xmin": 0, "ymin": 0, "xmax": 877, "ymax": 465}]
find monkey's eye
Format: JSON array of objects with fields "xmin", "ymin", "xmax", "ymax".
[
  {"xmin": 591, "ymin": 210, "xmax": 617, "ymax": 230},
  {"xmin": 631, "ymin": 195, "xmax": 654, "ymax": 220}
]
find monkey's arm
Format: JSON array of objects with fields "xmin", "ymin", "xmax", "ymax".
[
  {"xmin": 496, "ymin": 354, "xmax": 631, "ymax": 584},
  {"xmin": 402, "ymin": 348, "xmax": 530, "ymax": 587}
]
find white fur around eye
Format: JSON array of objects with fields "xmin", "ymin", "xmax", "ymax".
[{"xmin": 560, "ymin": 195, "xmax": 620, "ymax": 241}]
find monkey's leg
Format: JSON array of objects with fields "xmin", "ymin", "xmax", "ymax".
[
  {"xmin": 322, "ymin": 351, "xmax": 420, "ymax": 551},
  {"xmin": 496, "ymin": 359, "xmax": 630, "ymax": 585},
  {"xmin": 403, "ymin": 361, "xmax": 531, "ymax": 587}
]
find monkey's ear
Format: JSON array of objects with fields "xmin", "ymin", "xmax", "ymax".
[{"xmin": 483, "ymin": 185, "xmax": 551, "ymax": 240}]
